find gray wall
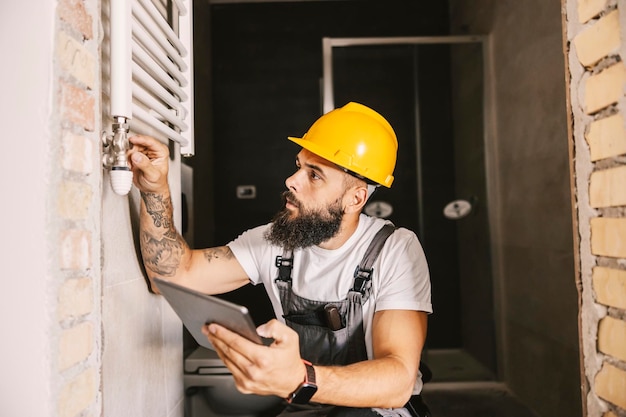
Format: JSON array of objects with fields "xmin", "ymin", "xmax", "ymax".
[{"xmin": 449, "ymin": 0, "xmax": 581, "ymax": 416}]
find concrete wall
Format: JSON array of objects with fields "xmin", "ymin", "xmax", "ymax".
[
  {"xmin": 0, "ymin": 1, "xmax": 184, "ymax": 416},
  {"xmin": 449, "ymin": 1, "xmax": 582, "ymax": 416},
  {"xmin": 564, "ymin": 0, "xmax": 626, "ymax": 415}
]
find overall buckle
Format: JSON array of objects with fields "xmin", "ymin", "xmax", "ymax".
[
  {"xmin": 275, "ymin": 255, "xmax": 293, "ymax": 283},
  {"xmin": 352, "ymin": 266, "xmax": 373, "ymax": 294}
]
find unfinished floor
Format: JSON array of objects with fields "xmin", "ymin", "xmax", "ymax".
[{"xmin": 422, "ymin": 349, "xmax": 539, "ymax": 417}]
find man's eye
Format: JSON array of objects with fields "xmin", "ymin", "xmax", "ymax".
[{"xmin": 310, "ymin": 171, "xmax": 321, "ymax": 180}]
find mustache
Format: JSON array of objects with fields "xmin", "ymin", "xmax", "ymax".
[{"xmin": 282, "ymin": 191, "xmax": 301, "ymax": 209}]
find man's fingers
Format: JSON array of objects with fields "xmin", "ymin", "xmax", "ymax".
[
  {"xmin": 256, "ymin": 319, "xmax": 297, "ymax": 346},
  {"xmin": 129, "ymin": 151, "xmax": 160, "ymax": 183},
  {"xmin": 130, "ymin": 150, "xmax": 146, "ymax": 166},
  {"xmin": 126, "ymin": 135, "xmax": 171, "ymax": 193},
  {"xmin": 129, "ymin": 134, "xmax": 160, "ymax": 148},
  {"xmin": 204, "ymin": 324, "xmax": 261, "ymax": 382},
  {"xmin": 129, "ymin": 135, "xmax": 170, "ymax": 159},
  {"xmin": 206, "ymin": 323, "xmax": 251, "ymax": 351}
]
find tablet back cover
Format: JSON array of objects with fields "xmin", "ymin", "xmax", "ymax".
[{"xmin": 153, "ymin": 277, "xmax": 264, "ymax": 349}]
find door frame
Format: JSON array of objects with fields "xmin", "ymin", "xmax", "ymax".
[{"xmin": 321, "ymin": 35, "xmax": 505, "ymax": 379}]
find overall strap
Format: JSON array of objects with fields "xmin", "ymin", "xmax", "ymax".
[
  {"xmin": 352, "ymin": 223, "xmax": 397, "ymax": 295},
  {"xmin": 275, "ymin": 251, "xmax": 295, "ymax": 312},
  {"xmin": 275, "ymin": 252, "xmax": 294, "ymax": 283}
]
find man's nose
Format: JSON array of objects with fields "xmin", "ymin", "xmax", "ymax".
[{"xmin": 285, "ymin": 170, "xmax": 301, "ymax": 191}]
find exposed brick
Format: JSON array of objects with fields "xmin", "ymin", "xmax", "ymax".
[
  {"xmin": 57, "ymin": 277, "xmax": 94, "ymax": 320},
  {"xmin": 57, "ymin": 31, "xmax": 96, "ymax": 89},
  {"xmin": 58, "ymin": 0, "xmax": 93, "ymax": 40},
  {"xmin": 60, "ymin": 229, "xmax": 92, "ymax": 271},
  {"xmin": 574, "ymin": 10, "xmax": 620, "ymax": 68},
  {"xmin": 598, "ymin": 316, "xmax": 626, "ymax": 362},
  {"xmin": 578, "ymin": 0, "xmax": 610, "ymax": 23},
  {"xmin": 584, "ymin": 63, "xmax": 626, "ymax": 114},
  {"xmin": 591, "ymin": 217, "xmax": 626, "ymax": 258},
  {"xmin": 586, "ymin": 113, "xmax": 626, "ymax": 161},
  {"xmin": 58, "ymin": 181, "xmax": 93, "ymax": 220},
  {"xmin": 62, "ymin": 130, "xmax": 93, "ymax": 174},
  {"xmin": 595, "ymin": 362, "xmax": 626, "ymax": 410},
  {"xmin": 58, "ymin": 367, "xmax": 97, "ymax": 417},
  {"xmin": 590, "ymin": 165, "xmax": 626, "ymax": 207},
  {"xmin": 593, "ymin": 266, "xmax": 626, "ymax": 309},
  {"xmin": 58, "ymin": 322, "xmax": 94, "ymax": 371},
  {"xmin": 60, "ymin": 81, "xmax": 95, "ymax": 131}
]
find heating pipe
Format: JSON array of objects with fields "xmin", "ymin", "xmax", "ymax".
[{"xmin": 107, "ymin": 0, "xmax": 133, "ymax": 196}]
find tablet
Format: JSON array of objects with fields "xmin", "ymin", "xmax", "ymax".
[{"xmin": 153, "ymin": 277, "xmax": 272, "ymax": 349}]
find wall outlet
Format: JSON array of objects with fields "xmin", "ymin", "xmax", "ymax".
[{"xmin": 236, "ymin": 185, "xmax": 256, "ymax": 199}]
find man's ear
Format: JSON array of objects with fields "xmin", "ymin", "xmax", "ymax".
[{"xmin": 345, "ymin": 185, "xmax": 368, "ymax": 214}]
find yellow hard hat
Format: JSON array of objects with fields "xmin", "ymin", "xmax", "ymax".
[{"xmin": 288, "ymin": 102, "xmax": 398, "ymax": 187}]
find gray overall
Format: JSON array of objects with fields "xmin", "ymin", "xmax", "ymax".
[{"xmin": 273, "ymin": 224, "xmax": 421, "ymax": 417}]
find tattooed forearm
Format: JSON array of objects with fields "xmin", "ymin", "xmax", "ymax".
[
  {"xmin": 203, "ymin": 246, "xmax": 235, "ymax": 264},
  {"xmin": 141, "ymin": 192, "xmax": 175, "ymax": 231},
  {"xmin": 140, "ymin": 192, "xmax": 187, "ymax": 277},
  {"xmin": 140, "ymin": 230, "xmax": 185, "ymax": 277}
]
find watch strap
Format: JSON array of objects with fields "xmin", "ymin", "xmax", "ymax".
[
  {"xmin": 288, "ymin": 359, "xmax": 317, "ymax": 404},
  {"xmin": 303, "ymin": 359, "xmax": 316, "ymax": 384}
]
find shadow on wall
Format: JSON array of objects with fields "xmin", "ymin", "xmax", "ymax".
[{"xmin": 128, "ymin": 188, "xmax": 155, "ymax": 293}]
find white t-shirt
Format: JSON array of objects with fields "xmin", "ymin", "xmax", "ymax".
[{"xmin": 228, "ymin": 214, "xmax": 432, "ymax": 393}]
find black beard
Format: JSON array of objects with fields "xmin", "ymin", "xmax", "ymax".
[{"xmin": 264, "ymin": 191, "xmax": 344, "ymax": 251}]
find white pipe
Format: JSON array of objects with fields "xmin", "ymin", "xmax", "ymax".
[
  {"xmin": 132, "ymin": 84, "xmax": 188, "ymax": 131},
  {"xmin": 179, "ymin": 0, "xmax": 194, "ymax": 156},
  {"xmin": 108, "ymin": 0, "xmax": 133, "ymax": 196},
  {"xmin": 131, "ymin": 55, "xmax": 186, "ymax": 102},
  {"xmin": 131, "ymin": 25, "xmax": 187, "ymax": 87},
  {"xmin": 173, "ymin": 0, "xmax": 187, "ymax": 16},
  {"xmin": 132, "ymin": 104, "xmax": 189, "ymax": 146},
  {"xmin": 132, "ymin": 35, "xmax": 186, "ymax": 92},
  {"xmin": 132, "ymin": 61, "xmax": 186, "ymax": 108},
  {"xmin": 322, "ymin": 37, "xmax": 334, "ymax": 114},
  {"xmin": 136, "ymin": 0, "xmax": 187, "ymax": 56},
  {"xmin": 131, "ymin": 4, "xmax": 187, "ymax": 71},
  {"xmin": 110, "ymin": 0, "xmax": 132, "ymax": 118}
]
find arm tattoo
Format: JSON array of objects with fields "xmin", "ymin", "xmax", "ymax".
[
  {"xmin": 140, "ymin": 231, "xmax": 184, "ymax": 276},
  {"xmin": 203, "ymin": 247, "xmax": 235, "ymax": 264},
  {"xmin": 142, "ymin": 192, "xmax": 175, "ymax": 231},
  {"xmin": 140, "ymin": 192, "xmax": 185, "ymax": 276}
]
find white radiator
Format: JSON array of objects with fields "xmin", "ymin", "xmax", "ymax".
[{"xmin": 104, "ymin": 0, "xmax": 194, "ymax": 156}]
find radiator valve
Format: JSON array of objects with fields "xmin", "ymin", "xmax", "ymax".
[{"xmin": 102, "ymin": 118, "xmax": 133, "ymax": 195}]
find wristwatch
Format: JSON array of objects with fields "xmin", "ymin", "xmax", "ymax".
[{"xmin": 288, "ymin": 359, "xmax": 317, "ymax": 404}]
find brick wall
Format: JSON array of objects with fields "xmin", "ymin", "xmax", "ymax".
[
  {"xmin": 54, "ymin": 0, "xmax": 102, "ymax": 416},
  {"xmin": 565, "ymin": 0, "xmax": 626, "ymax": 415}
]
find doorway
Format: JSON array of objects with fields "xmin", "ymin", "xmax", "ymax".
[{"xmin": 323, "ymin": 36, "xmax": 498, "ymax": 381}]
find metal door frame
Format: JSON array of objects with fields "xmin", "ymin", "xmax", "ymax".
[{"xmin": 322, "ymin": 35, "xmax": 504, "ymax": 379}]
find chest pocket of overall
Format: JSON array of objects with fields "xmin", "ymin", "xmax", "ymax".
[{"xmin": 274, "ymin": 224, "xmax": 396, "ymax": 367}]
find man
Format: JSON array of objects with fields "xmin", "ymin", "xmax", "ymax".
[{"xmin": 129, "ymin": 102, "xmax": 432, "ymax": 417}]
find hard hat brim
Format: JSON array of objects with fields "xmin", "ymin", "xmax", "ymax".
[{"xmin": 287, "ymin": 136, "xmax": 394, "ymax": 187}]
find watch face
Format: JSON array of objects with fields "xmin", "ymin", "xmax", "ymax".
[{"xmin": 290, "ymin": 382, "xmax": 318, "ymax": 404}]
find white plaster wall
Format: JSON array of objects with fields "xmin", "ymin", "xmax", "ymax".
[
  {"xmin": 0, "ymin": 1, "xmax": 185, "ymax": 415},
  {"xmin": 99, "ymin": 0, "xmax": 185, "ymax": 414},
  {"xmin": 0, "ymin": 2, "xmax": 54, "ymax": 416},
  {"xmin": 101, "ymin": 148, "xmax": 185, "ymax": 417}
]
